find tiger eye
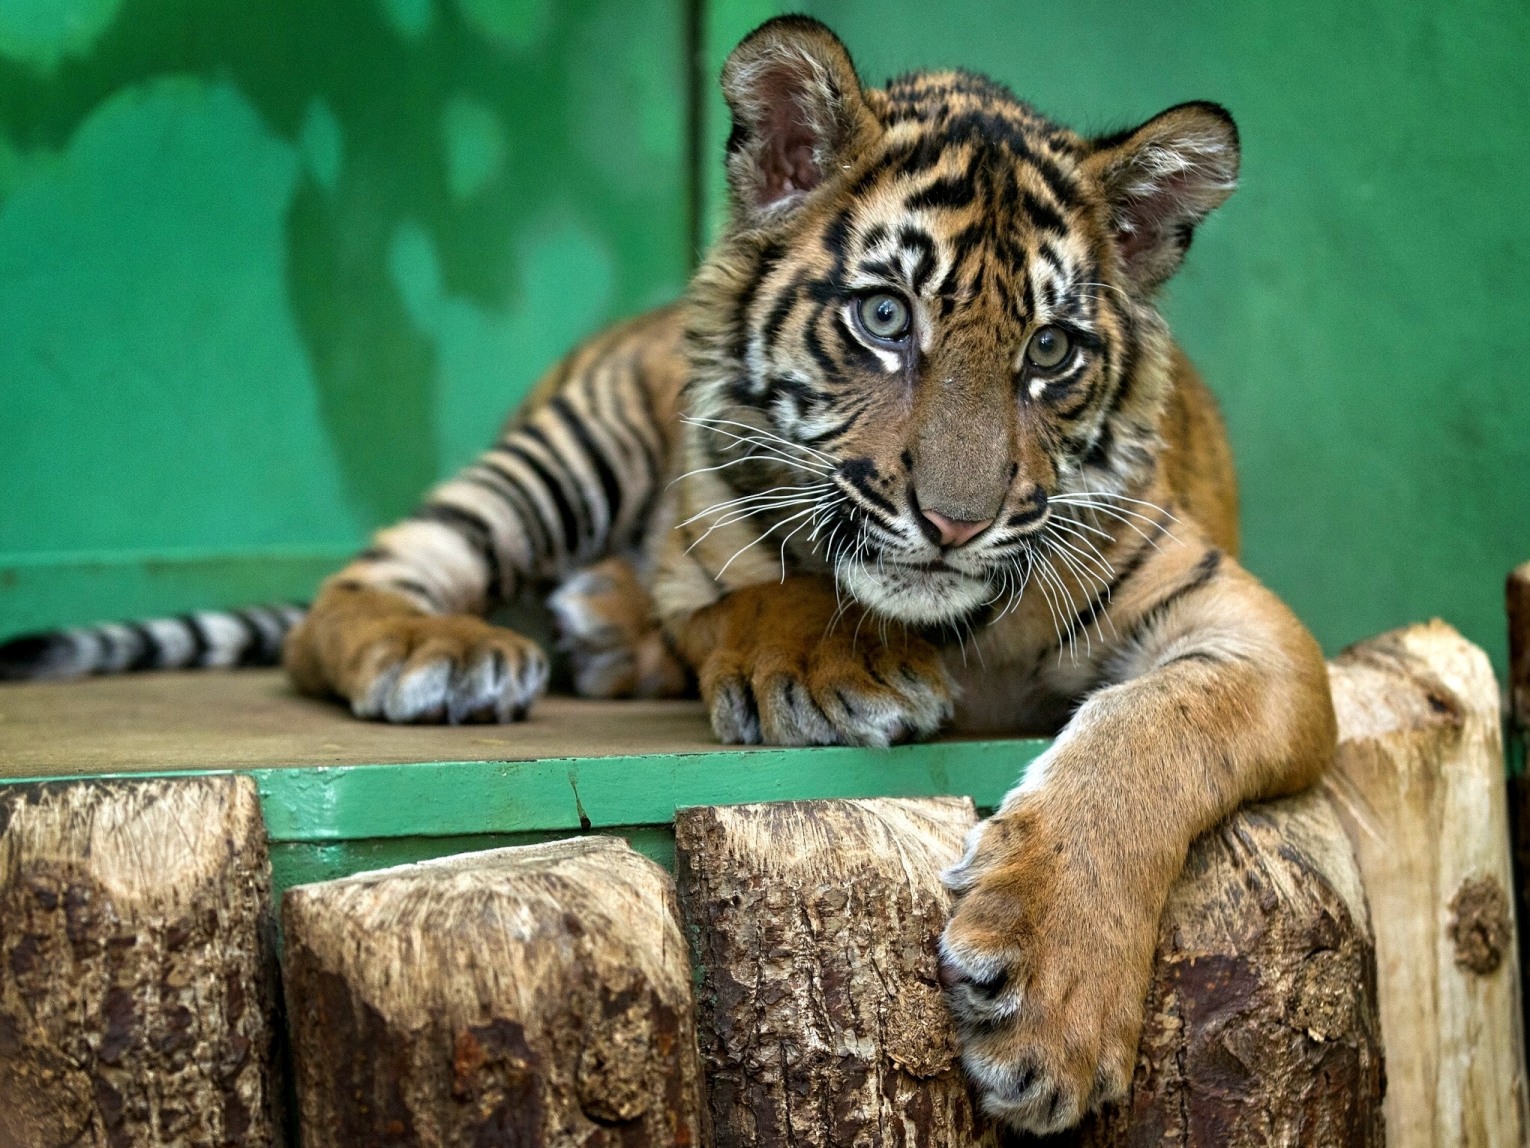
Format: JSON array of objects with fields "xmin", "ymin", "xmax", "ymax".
[
  {"xmin": 1025, "ymin": 325, "xmax": 1072, "ymax": 370},
  {"xmin": 858, "ymin": 292, "xmax": 911, "ymax": 341}
]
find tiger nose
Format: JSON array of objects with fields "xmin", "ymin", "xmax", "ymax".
[{"xmin": 921, "ymin": 508, "xmax": 994, "ymax": 548}]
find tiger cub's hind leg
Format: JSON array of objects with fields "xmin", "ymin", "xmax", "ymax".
[{"xmin": 548, "ymin": 557, "xmax": 690, "ymax": 699}]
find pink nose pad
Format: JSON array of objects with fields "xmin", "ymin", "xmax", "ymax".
[{"xmin": 922, "ymin": 509, "xmax": 994, "ymax": 548}]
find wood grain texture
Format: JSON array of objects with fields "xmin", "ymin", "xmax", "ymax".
[
  {"xmin": 1327, "ymin": 619, "xmax": 1529, "ymax": 1146},
  {"xmin": 281, "ymin": 836, "xmax": 705, "ymax": 1147},
  {"xmin": 676, "ymin": 798, "xmax": 993, "ymax": 1148},
  {"xmin": 0, "ymin": 775, "xmax": 280, "ymax": 1148},
  {"xmin": 1076, "ymin": 790, "xmax": 1383, "ymax": 1146},
  {"xmin": 0, "ymin": 671, "xmax": 715, "ymax": 776}
]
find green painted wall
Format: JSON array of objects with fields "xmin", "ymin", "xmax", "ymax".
[
  {"xmin": 0, "ymin": 0, "xmax": 690, "ymax": 630},
  {"xmin": 4, "ymin": 0, "xmax": 1526, "ymax": 678}
]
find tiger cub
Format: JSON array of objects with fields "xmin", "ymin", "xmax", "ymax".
[{"xmin": 7, "ymin": 17, "xmax": 1338, "ymax": 1133}]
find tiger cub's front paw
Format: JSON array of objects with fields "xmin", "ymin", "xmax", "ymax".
[
  {"xmin": 284, "ymin": 586, "xmax": 549, "ymax": 724},
  {"xmin": 691, "ymin": 577, "xmax": 953, "ymax": 746},
  {"xmin": 937, "ymin": 803, "xmax": 1155, "ymax": 1134}
]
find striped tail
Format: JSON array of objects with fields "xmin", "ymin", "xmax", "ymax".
[{"xmin": 0, "ymin": 604, "xmax": 306, "ymax": 682}]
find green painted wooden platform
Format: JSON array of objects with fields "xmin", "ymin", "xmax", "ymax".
[{"xmin": 0, "ymin": 670, "xmax": 1046, "ymax": 892}]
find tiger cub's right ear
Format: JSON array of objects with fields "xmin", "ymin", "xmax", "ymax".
[{"xmin": 721, "ymin": 16, "xmax": 879, "ymax": 220}]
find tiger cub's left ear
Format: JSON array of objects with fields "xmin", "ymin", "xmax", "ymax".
[
  {"xmin": 1087, "ymin": 102, "xmax": 1240, "ymax": 293},
  {"xmin": 720, "ymin": 16, "xmax": 880, "ymax": 220}
]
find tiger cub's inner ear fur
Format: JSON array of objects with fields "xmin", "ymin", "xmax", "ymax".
[
  {"xmin": 1088, "ymin": 102, "xmax": 1241, "ymax": 293},
  {"xmin": 721, "ymin": 16, "xmax": 878, "ymax": 218}
]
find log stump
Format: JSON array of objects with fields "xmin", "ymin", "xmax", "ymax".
[
  {"xmin": 0, "ymin": 775, "xmax": 280, "ymax": 1148},
  {"xmin": 1076, "ymin": 790, "xmax": 1384, "ymax": 1147},
  {"xmin": 281, "ymin": 835, "xmax": 705, "ymax": 1147},
  {"xmin": 675, "ymin": 797, "xmax": 991, "ymax": 1148},
  {"xmin": 1327, "ymin": 620, "xmax": 1529, "ymax": 1146}
]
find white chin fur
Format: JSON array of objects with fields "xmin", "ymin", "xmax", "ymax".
[{"xmin": 838, "ymin": 562, "xmax": 992, "ymax": 625}]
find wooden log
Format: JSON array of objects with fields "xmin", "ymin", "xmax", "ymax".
[
  {"xmin": 281, "ymin": 835, "xmax": 705, "ymax": 1147},
  {"xmin": 1327, "ymin": 619, "xmax": 1529, "ymax": 1146},
  {"xmin": 678, "ymin": 792, "xmax": 1382, "ymax": 1147},
  {"xmin": 674, "ymin": 797, "xmax": 992, "ymax": 1147},
  {"xmin": 0, "ymin": 775, "xmax": 280, "ymax": 1148},
  {"xmin": 1076, "ymin": 790, "xmax": 1384, "ymax": 1146},
  {"xmin": 1509, "ymin": 562, "xmax": 1530, "ymax": 1103}
]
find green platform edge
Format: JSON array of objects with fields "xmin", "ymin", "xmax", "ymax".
[{"xmin": 3, "ymin": 737, "xmax": 1048, "ymax": 898}]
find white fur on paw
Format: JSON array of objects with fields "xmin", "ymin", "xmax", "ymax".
[{"xmin": 353, "ymin": 645, "xmax": 547, "ymax": 724}]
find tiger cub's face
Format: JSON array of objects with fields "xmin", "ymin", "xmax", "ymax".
[{"xmin": 685, "ymin": 18, "xmax": 1238, "ymax": 627}]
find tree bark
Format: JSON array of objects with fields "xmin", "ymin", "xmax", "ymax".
[
  {"xmin": 281, "ymin": 835, "xmax": 705, "ymax": 1148},
  {"xmin": 1327, "ymin": 619, "xmax": 1529, "ymax": 1146},
  {"xmin": 675, "ymin": 797, "xmax": 993, "ymax": 1148},
  {"xmin": 1510, "ymin": 562, "xmax": 1530, "ymax": 1120},
  {"xmin": 1075, "ymin": 790, "xmax": 1384, "ymax": 1147},
  {"xmin": 1509, "ymin": 562, "xmax": 1530, "ymax": 730},
  {"xmin": 0, "ymin": 775, "xmax": 280, "ymax": 1148}
]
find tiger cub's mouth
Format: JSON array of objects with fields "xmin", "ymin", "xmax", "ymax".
[{"xmin": 837, "ymin": 555, "xmax": 995, "ymax": 627}]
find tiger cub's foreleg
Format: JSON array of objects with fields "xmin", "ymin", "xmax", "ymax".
[
  {"xmin": 284, "ymin": 308, "xmax": 686, "ymax": 722},
  {"xmin": 936, "ymin": 546, "xmax": 1336, "ymax": 1133}
]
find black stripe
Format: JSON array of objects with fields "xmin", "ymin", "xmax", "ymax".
[
  {"xmin": 1020, "ymin": 190, "xmax": 1067, "ymax": 236},
  {"xmin": 1126, "ymin": 549, "xmax": 1224, "ymax": 645},
  {"xmin": 470, "ymin": 462, "xmax": 553, "ymax": 564},
  {"xmin": 838, "ymin": 457, "xmax": 899, "ymax": 517},
  {"xmin": 230, "ymin": 611, "xmax": 271, "ymax": 667},
  {"xmin": 549, "ymin": 395, "xmax": 625, "ymax": 542},
  {"xmin": 178, "ymin": 613, "xmax": 211, "ymax": 666},
  {"xmin": 804, "ymin": 403, "xmax": 866, "ymax": 448},
  {"xmin": 499, "ymin": 439, "xmax": 582, "ymax": 559},
  {"xmin": 519, "ymin": 421, "xmax": 596, "ymax": 545},
  {"xmin": 414, "ymin": 503, "xmax": 505, "ymax": 599},
  {"xmin": 124, "ymin": 622, "xmax": 160, "ymax": 671},
  {"xmin": 907, "ymin": 173, "xmax": 976, "ymax": 211}
]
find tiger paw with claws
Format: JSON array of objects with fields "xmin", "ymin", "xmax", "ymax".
[
  {"xmin": 680, "ymin": 576, "xmax": 954, "ymax": 747},
  {"xmin": 284, "ymin": 585, "xmax": 548, "ymax": 723},
  {"xmin": 937, "ymin": 795, "xmax": 1160, "ymax": 1134}
]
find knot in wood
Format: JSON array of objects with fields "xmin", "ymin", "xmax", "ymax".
[{"xmin": 1447, "ymin": 874, "xmax": 1510, "ymax": 975}]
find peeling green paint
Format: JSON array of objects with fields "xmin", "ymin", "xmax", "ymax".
[
  {"xmin": 0, "ymin": 78, "xmax": 361, "ymax": 554},
  {"xmin": 441, "ymin": 94, "xmax": 506, "ymax": 202},
  {"xmin": 0, "ymin": 0, "xmax": 126, "ymax": 71},
  {"xmin": 456, "ymin": 0, "xmax": 551, "ymax": 54},
  {"xmin": 388, "ymin": 215, "xmax": 616, "ymax": 473},
  {"xmin": 0, "ymin": 0, "xmax": 688, "ymax": 633},
  {"xmin": 299, "ymin": 97, "xmax": 344, "ymax": 192},
  {"xmin": 379, "ymin": 0, "xmax": 433, "ymax": 41}
]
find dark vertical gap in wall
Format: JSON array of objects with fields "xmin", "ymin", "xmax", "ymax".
[{"xmin": 683, "ymin": 0, "xmax": 705, "ymax": 268}]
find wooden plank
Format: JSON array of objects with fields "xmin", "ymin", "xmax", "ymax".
[
  {"xmin": 281, "ymin": 837, "xmax": 704, "ymax": 1146},
  {"xmin": 0, "ymin": 775, "xmax": 280, "ymax": 1147},
  {"xmin": 0, "ymin": 670, "xmax": 1049, "ymax": 846},
  {"xmin": 1327, "ymin": 620, "xmax": 1528, "ymax": 1146},
  {"xmin": 0, "ymin": 670, "xmax": 718, "ymax": 774}
]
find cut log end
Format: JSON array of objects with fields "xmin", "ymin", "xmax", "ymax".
[{"xmin": 281, "ymin": 835, "xmax": 705, "ymax": 1148}]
